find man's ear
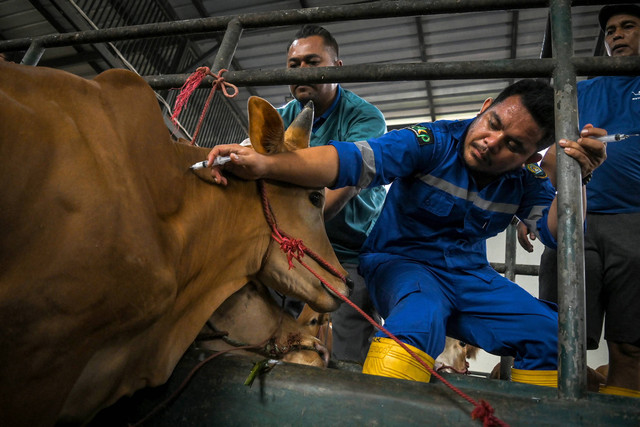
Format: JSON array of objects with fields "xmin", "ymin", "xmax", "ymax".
[
  {"xmin": 335, "ymin": 59, "xmax": 343, "ymax": 67},
  {"xmin": 479, "ymin": 97, "xmax": 493, "ymax": 115},
  {"xmin": 525, "ymin": 152, "xmax": 543, "ymax": 164}
]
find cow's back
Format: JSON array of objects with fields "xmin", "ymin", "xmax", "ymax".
[
  {"xmin": 0, "ymin": 62, "xmax": 217, "ymax": 425},
  {"xmin": 0, "ymin": 63, "xmax": 182, "ymax": 325}
]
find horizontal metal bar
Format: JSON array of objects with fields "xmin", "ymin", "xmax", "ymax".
[
  {"xmin": 0, "ymin": 0, "xmax": 551, "ymax": 51},
  {"xmin": 144, "ymin": 59, "xmax": 554, "ymax": 89},
  {"xmin": 572, "ymin": 55, "xmax": 640, "ymax": 75},
  {"xmin": 491, "ymin": 262, "xmax": 539, "ymax": 276},
  {"xmin": 142, "ymin": 56, "xmax": 640, "ymax": 90}
]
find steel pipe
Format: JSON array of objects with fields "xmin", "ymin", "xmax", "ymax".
[
  {"xmin": 0, "ymin": 0, "xmax": 552, "ymax": 52},
  {"xmin": 550, "ymin": 0, "xmax": 588, "ymax": 401},
  {"xmin": 142, "ymin": 56, "xmax": 640, "ymax": 90}
]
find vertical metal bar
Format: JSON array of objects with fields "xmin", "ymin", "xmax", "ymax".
[
  {"xmin": 504, "ymin": 224, "xmax": 517, "ymax": 286},
  {"xmin": 20, "ymin": 41, "xmax": 45, "ymax": 66},
  {"xmin": 211, "ymin": 17, "xmax": 243, "ymax": 72},
  {"xmin": 549, "ymin": 0, "xmax": 587, "ymax": 400},
  {"xmin": 499, "ymin": 221, "xmax": 517, "ymax": 380}
]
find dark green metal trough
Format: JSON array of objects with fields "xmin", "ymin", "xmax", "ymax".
[{"xmin": 90, "ymin": 348, "xmax": 639, "ymax": 426}]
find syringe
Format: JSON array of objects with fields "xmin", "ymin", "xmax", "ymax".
[
  {"xmin": 596, "ymin": 133, "xmax": 640, "ymax": 143},
  {"xmin": 189, "ymin": 156, "xmax": 231, "ymax": 170}
]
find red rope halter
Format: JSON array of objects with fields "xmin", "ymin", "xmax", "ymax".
[
  {"xmin": 171, "ymin": 67, "xmax": 238, "ymax": 146},
  {"xmin": 258, "ymin": 180, "xmax": 347, "ymax": 283}
]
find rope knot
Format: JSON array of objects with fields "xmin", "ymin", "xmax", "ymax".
[
  {"xmin": 471, "ymin": 399, "xmax": 503, "ymax": 427},
  {"xmin": 278, "ymin": 236, "xmax": 306, "ymax": 269},
  {"xmin": 211, "ymin": 68, "xmax": 238, "ymax": 99},
  {"xmin": 170, "ymin": 67, "xmax": 238, "ymax": 146}
]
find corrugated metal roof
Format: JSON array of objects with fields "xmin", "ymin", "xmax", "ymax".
[{"xmin": 0, "ymin": 1, "xmax": 604, "ymax": 130}]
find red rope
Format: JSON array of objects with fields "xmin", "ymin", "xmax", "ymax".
[
  {"xmin": 258, "ymin": 180, "xmax": 508, "ymax": 427},
  {"xmin": 170, "ymin": 67, "xmax": 238, "ymax": 146}
]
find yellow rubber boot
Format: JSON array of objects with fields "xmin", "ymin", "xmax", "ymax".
[
  {"xmin": 599, "ymin": 385, "xmax": 640, "ymax": 398},
  {"xmin": 362, "ymin": 337, "xmax": 434, "ymax": 382},
  {"xmin": 511, "ymin": 368, "xmax": 557, "ymax": 388}
]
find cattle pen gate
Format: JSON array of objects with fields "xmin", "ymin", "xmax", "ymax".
[{"xmin": 1, "ymin": 0, "xmax": 639, "ymax": 425}]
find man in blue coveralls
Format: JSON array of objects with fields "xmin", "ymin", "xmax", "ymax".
[{"xmin": 206, "ymin": 79, "xmax": 607, "ymax": 387}]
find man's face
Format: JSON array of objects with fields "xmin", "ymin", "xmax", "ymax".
[
  {"xmin": 463, "ymin": 95, "xmax": 544, "ymax": 179},
  {"xmin": 604, "ymin": 13, "xmax": 640, "ymax": 57},
  {"xmin": 287, "ymin": 35, "xmax": 342, "ymax": 110}
]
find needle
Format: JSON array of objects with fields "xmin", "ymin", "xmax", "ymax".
[
  {"xmin": 596, "ymin": 134, "xmax": 639, "ymax": 143},
  {"xmin": 189, "ymin": 156, "xmax": 231, "ymax": 170}
]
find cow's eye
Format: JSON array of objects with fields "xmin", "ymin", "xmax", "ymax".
[{"xmin": 309, "ymin": 191, "xmax": 323, "ymax": 208}]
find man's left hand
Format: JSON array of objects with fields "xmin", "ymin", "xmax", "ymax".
[{"xmin": 558, "ymin": 124, "xmax": 607, "ymax": 178}]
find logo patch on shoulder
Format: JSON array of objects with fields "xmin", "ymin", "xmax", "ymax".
[
  {"xmin": 406, "ymin": 124, "xmax": 434, "ymax": 145},
  {"xmin": 526, "ymin": 163, "xmax": 547, "ymax": 178}
]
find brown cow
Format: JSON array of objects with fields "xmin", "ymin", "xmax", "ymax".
[
  {"xmin": 434, "ymin": 337, "xmax": 481, "ymax": 374},
  {"xmin": 0, "ymin": 61, "xmax": 349, "ymax": 426},
  {"xmin": 198, "ymin": 280, "xmax": 330, "ymax": 367}
]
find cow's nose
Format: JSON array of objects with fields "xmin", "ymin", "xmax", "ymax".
[{"xmin": 345, "ymin": 277, "xmax": 354, "ymax": 294}]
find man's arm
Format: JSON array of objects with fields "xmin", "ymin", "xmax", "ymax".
[
  {"xmin": 322, "ymin": 104, "xmax": 387, "ymax": 220},
  {"xmin": 517, "ymin": 138, "xmax": 557, "ymax": 252},
  {"xmin": 207, "ymin": 144, "xmax": 340, "ymax": 187},
  {"xmin": 324, "ymin": 187, "xmax": 360, "ymax": 220}
]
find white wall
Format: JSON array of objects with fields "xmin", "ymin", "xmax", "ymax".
[{"xmin": 473, "ymin": 230, "xmax": 609, "ymax": 375}]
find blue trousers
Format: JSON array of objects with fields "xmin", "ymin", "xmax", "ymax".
[{"xmin": 361, "ymin": 256, "xmax": 558, "ymax": 370}]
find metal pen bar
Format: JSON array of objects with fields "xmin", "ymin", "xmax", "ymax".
[
  {"xmin": 141, "ymin": 56, "xmax": 640, "ymax": 90},
  {"xmin": 0, "ymin": 0, "xmax": 552, "ymax": 51},
  {"xmin": 550, "ymin": 0, "xmax": 587, "ymax": 400}
]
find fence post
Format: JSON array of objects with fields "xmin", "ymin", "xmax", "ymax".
[
  {"xmin": 20, "ymin": 40, "xmax": 45, "ymax": 66},
  {"xmin": 549, "ymin": 0, "xmax": 587, "ymax": 400}
]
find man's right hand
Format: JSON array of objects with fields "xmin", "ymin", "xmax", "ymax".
[{"xmin": 206, "ymin": 143, "xmax": 267, "ymax": 186}]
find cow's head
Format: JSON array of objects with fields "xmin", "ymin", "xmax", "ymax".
[
  {"xmin": 434, "ymin": 338, "xmax": 480, "ymax": 374},
  {"xmin": 247, "ymin": 96, "xmax": 349, "ymax": 312},
  {"xmin": 200, "ymin": 281, "xmax": 329, "ymax": 368}
]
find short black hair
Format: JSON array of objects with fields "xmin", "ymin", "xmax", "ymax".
[
  {"xmin": 598, "ymin": 4, "xmax": 640, "ymax": 32},
  {"xmin": 287, "ymin": 24, "xmax": 339, "ymax": 58},
  {"xmin": 491, "ymin": 79, "xmax": 555, "ymax": 151}
]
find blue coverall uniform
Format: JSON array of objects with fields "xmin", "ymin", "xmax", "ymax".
[{"xmin": 331, "ymin": 117, "xmax": 559, "ymax": 371}]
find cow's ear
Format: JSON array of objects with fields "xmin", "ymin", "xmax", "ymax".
[
  {"xmin": 284, "ymin": 101, "xmax": 313, "ymax": 151},
  {"xmin": 248, "ymin": 97, "xmax": 285, "ymax": 154}
]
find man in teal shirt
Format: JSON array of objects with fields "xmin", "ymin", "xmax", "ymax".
[{"xmin": 277, "ymin": 25, "xmax": 387, "ymax": 363}]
